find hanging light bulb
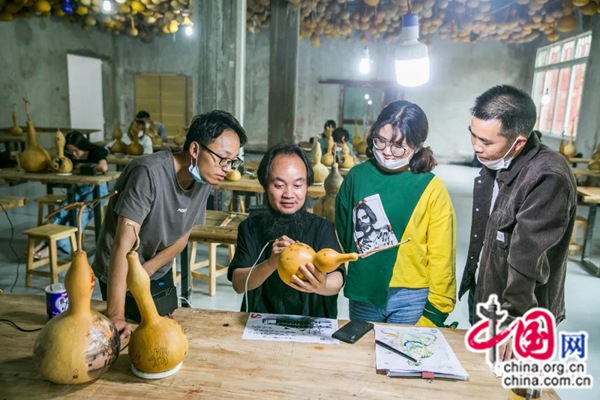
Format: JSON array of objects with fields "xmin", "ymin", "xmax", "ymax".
[
  {"xmin": 395, "ymin": 0, "xmax": 429, "ymax": 87},
  {"xmin": 182, "ymin": 16, "xmax": 193, "ymax": 36},
  {"xmin": 101, "ymin": 0, "xmax": 112, "ymax": 13},
  {"xmin": 359, "ymin": 46, "xmax": 371, "ymax": 75},
  {"xmin": 541, "ymin": 88, "xmax": 551, "ymax": 105}
]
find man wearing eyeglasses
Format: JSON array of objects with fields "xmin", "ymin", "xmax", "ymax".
[{"xmin": 93, "ymin": 110, "xmax": 247, "ymax": 339}]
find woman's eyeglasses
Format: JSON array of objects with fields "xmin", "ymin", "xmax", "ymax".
[
  {"xmin": 201, "ymin": 144, "xmax": 243, "ymax": 169},
  {"xmin": 372, "ymin": 135, "xmax": 408, "ymax": 157}
]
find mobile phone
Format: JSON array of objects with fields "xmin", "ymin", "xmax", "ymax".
[{"xmin": 332, "ymin": 320, "xmax": 374, "ymax": 344}]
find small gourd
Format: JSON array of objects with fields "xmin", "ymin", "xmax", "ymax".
[
  {"xmin": 278, "ymin": 242, "xmax": 358, "ymax": 285},
  {"xmin": 19, "ymin": 97, "xmax": 51, "ymax": 172},
  {"xmin": 126, "ymin": 224, "xmax": 188, "ymax": 379},
  {"xmin": 351, "ymin": 121, "xmax": 362, "ymax": 148},
  {"xmin": 591, "ymin": 142, "xmax": 600, "ymax": 161},
  {"xmin": 127, "ymin": 126, "xmax": 145, "ymax": 156},
  {"xmin": 562, "ymin": 120, "xmax": 576, "ymax": 159},
  {"xmin": 226, "ymin": 169, "xmax": 242, "ymax": 181},
  {"xmin": 339, "ymin": 139, "xmax": 355, "ymax": 170},
  {"xmin": 51, "ymin": 129, "xmax": 73, "ymax": 174},
  {"xmin": 311, "ymin": 136, "xmax": 329, "ymax": 185},
  {"xmin": 33, "ymin": 200, "xmax": 120, "ymax": 384},
  {"xmin": 321, "ymin": 130, "xmax": 335, "ymax": 166},
  {"xmin": 313, "ymin": 163, "xmax": 344, "ymax": 223},
  {"xmin": 9, "ymin": 108, "xmax": 23, "ymax": 136},
  {"xmin": 110, "ymin": 121, "xmax": 127, "ymax": 154},
  {"xmin": 355, "ymin": 129, "xmax": 369, "ymax": 155},
  {"xmin": 149, "ymin": 123, "xmax": 163, "ymax": 146},
  {"xmin": 173, "ymin": 126, "xmax": 186, "ymax": 146}
]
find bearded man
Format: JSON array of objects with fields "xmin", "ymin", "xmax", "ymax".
[{"xmin": 227, "ymin": 144, "xmax": 345, "ymax": 318}]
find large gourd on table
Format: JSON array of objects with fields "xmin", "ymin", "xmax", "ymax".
[
  {"xmin": 19, "ymin": 118, "xmax": 52, "ymax": 173},
  {"xmin": 127, "ymin": 129, "xmax": 145, "ymax": 156},
  {"xmin": 51, "ymin": 129, "xmax": 73, "ymax": 174},
  {"xmin": 32, "ymin": 202, "xmax": 120, "ymax": 384},
  {"xmin": 110, "ymin": 121, "xmax": 127, "ymax": 154},
  {"xmin": 321, "ymin": 126, "xmax": 335, "ymax": 166},
  {"xmin": 126, "ymin": 224, "xmax": 188, "ymax": 379}
]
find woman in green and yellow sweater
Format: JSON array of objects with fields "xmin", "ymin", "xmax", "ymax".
[{"xmin": 335, "ymin": 100, "xmax": 457, "ymax": 327}]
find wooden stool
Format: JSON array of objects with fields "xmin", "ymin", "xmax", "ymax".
[
  {"xmin": 171, "ymin": 258, "xmax": 180, "ymax": 286},
  {"xmin": 569, "ymin": 215, "xmax": 588, "ymax": 255},
  {"xmin": 189, "ymin": 242, "xmax": 235, "ymax": 296},
  {"xmin": 23, "ymin": 224, "xmax": 78, "ymax": 287},
  {"xmin": 37, "ymin": 194, "xmax": 66, "ymax": 226}
]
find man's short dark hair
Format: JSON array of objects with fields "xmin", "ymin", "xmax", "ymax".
[
  {"xmin": 332, "ymin": 127, "xmax": 350, "ymax": 144},
  {"xmin": 184, "ymin": 110, "xmax": 247, "ymax": 151},
  {"xmin": 324, "ymin": 120, "xmax": 336, "ymax": 131},
  {"xmin": 136, "ymin": 110, "xmax": 150, "ymax": 120},
  {"xmin": 257, "ymin": 143, "xmax": 314, "ymax": 190},
  {"xmin": 471, "ymin": 85, "xmax": 537, "ymax": 141}
]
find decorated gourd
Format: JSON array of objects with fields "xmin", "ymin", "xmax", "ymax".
[
  {"xmin": 51, "ymin": 129, "xmax": 73, "ymax": 174},
  {"xmin": 311, "ymin": 136, "xmax": 329, "ymax": 185},
  {"xmin": 33, "ymin": 200, "xmax": 120, "ymax": 384},
  {"xmin": 9, "ymin": 108, "xmax": 23, "ymax": 136},
  {"xmin": 126, "ymin": 224, "xmax": 188, "ymax": 379},
  {"xmin": 19, "ymin": 97, "xmax": 51, "ymax": 172},
  {"xmin": 278, "ymin": 242, "xmax": 358, "ymax": 285},
  {"xmin": 110, "ymin": 121, "xmax": 127, "ymax": 154}
]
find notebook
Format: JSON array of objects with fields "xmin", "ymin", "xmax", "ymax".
[{"xmin": 374, "ymin": 325, "xmax": 469, "ymax": 380}]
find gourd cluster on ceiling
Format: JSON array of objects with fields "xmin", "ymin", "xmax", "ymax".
[
  {"xmin": 0, "ymin": 0, "xmax": 192, "ymax": 42},
  {"xmin": 248, "ymin": 0, "xmax": 593, "ymax": 46}
]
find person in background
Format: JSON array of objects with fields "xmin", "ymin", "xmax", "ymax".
[
  {"xmin": 335, "ymin": 100, "xmax": 457, "ymax": 327},
  {"xmin": 228, "ymin": 144, "xmax": 345, "ymax": 318},
  {"xmin": 458, "ymin": 85, "xmax": 576, "ymax": 361},
  {"xmin": 93, "ymin": 110, "xmax": 247, "ymax": 338},
  {"xmin": 332, "ymin": 127, "xmax": 355, "ymax": 161},
  {"xmin": 135, "ymin": 110, "xmax": 167, "ymax": 140},
  {"xmin": 33, "ymin": 131, "xmax": 109, "ymax": 259}
]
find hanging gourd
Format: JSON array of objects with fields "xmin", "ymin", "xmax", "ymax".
[
  {"xmin": 126, "ymin": 223, "xmax": 188, "ymax": 379},
  {"xmin": 278, "ymin": 238, "xmax": 410, "ymax": 285},
  {"xmin": 311, "ymin": 136, "xmax": 329, "ymax": 185},
  {"xmin": 19, "ymin": 96, "xmax": 52, "ymax": 173},
  {"xmin": 33, "ymin": 195, "xmax": 120, "ymax": 384},
  {"xmin": 51, "ymin": 129, "xmax": 73, "ymax": 174},
  {"xmin": 9, "ymin": 106, "xmax": 23, "ymax": 136},
  {"xmin": 110, "ymin": 121, "xmax": 127, "ymax": 154}
]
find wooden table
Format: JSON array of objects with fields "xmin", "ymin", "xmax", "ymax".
[
  {"xmin": 576, "ymin": 186, "xmax": 600, "ymax": 276},
  {"xmin": 0, "ymin": 293, "xmax": 559, "ymax": 399},
  {"xmin": 567, "ymin": 157, "xmax": 592, "ymax": 164},
  {"xmin": 0, "ymin": 168, "xmax": 121, "ymax": 240},
  {"xmin": 106, "ymin": 154, "xmax": 140, "ymax": 167},
  {"xmin": 0, "ymin": 195, "xmax": 29, "ymax": 211},
  {"xmin": 0, "ymin": 126, "xmax": 100, "ymax": 137},
  {"xmin": 214, "ymin": 175, "xmax": 326, "ymax": 197},
  {"xmin": 571, "ymin": 168, "xmax": 600, "ymax": 177},
  {"xmin": 180, "ymin": 210, "xmax": 246, "ymax": 299}
]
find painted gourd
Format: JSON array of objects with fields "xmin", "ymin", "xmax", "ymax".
[
  {"xmin": 311, "ymin": 136, "xmax": 329, "ymax": 185},
  {"xmin": 127, "ymin": 244, "xmax": 188, "ymax": 378},
  {"xmin": 278, "ymin": 242, "xmax": 358, "ymax": 285},
  {"xmin": 33, "ymin": 250, "xmax": 120, "ymax": 384},
  {"xmin": 9, "ymin": 109, "xmax": 23, "ymax": 136},
  {"xmin": 19, "ymin": 119, "xmax": 51, "ymax": 172},
  {"xmin": 51, "ymin": 129, "xmax": 73, "ymax": 173},
  {"xmin": 110, "ymin": 121, "xmax": 127, "ymax": 154}
]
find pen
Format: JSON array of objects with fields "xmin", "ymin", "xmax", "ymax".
[{"xmin": 375, "ymin": 340, "xmax": 418, "ymax": 363}]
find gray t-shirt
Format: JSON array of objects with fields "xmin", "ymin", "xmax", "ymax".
[{"xmin": 93, "ymin": 150, "xmax": 210, "ymax": 282}]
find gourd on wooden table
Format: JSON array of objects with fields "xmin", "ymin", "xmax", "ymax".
[
  {"xmin": 311, "ymin": 136, "xmax": 329, "ymax": 185},
  {"xmin": 51, "ymin": 129, "xmax": 73, "ymax": 174},
  {"xmin": 126, "ymin": 223, "xmax": 188, "ymax": 379},
  {"xmin": 19, "ymin": 96, "xmax": 51, "ymax": 173},
  {"xmin": 110, "ymin": 121, "xmax": 127, "ymax": 154},
  {"xmin": 32, "ymin": 195, "xmax": 120, "ymax": 384}
]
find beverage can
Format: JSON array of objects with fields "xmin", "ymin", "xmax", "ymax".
[{"xmin": 45, "ymin": 283, "xmax": 69, "ymax": 319}]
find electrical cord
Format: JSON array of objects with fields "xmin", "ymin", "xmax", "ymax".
[
  {"xmin": 0, "ymin": 318, "xmax": 42, "ymax": 332},
  {"xmin": 0, "ymin": 203, "xmax": 21, "ymax": 293},
  {"xmin": 244, "ymin": 240, "xmax": 275, "ymax": 313}
]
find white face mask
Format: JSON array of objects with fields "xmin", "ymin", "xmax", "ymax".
[
  {"xmin": 477, "ymin": 138, "xmax": 519, "ymax": 170},
  {"xmin": 137, "ymin": 130, "xmax": 144, "ymax": 138},
  {"xmin": 145, "ymin": 122, "xmax": 151, "ymax": 129},
  {"xmin": 373, "ymin": 147, "xmax": 412, "ymax": 170}
]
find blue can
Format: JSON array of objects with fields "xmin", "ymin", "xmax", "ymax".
[{"xmin": 45, "ymin": 283, "xmax": 69, "ymax": 319}]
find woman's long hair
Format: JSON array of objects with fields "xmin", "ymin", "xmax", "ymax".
[
  {"xmin": 367, "ymin": 100, "xmax": 437, "ymax": 173},
  {"xmin": 65, "ymin": 131, "xmax": 99, "ymax": 152}
]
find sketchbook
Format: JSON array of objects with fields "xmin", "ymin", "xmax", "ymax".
[
  {"xmin": 242, "ymin": 313, "xmax": 339, "ymax": 344},
  {"xmin": 374, "ymin": 325, "xmax": 469, "ymax": 380}
]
